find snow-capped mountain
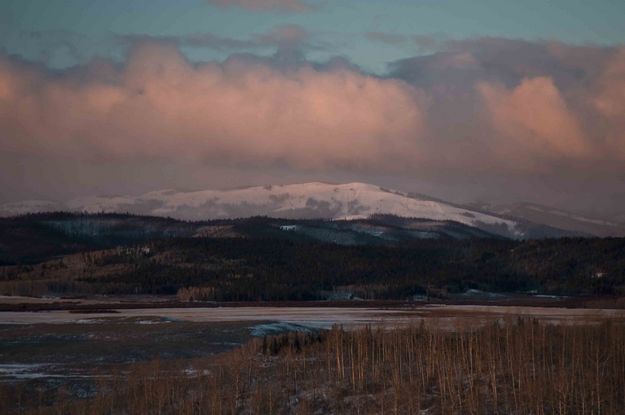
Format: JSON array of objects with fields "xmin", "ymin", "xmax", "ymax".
[
  {"xmin": 468, "ymin": 202, "xmax": 625, "ymax": 238},
  {"xmin": 1, "ymin": 182, "xmax": 525, "ymax": 237}
]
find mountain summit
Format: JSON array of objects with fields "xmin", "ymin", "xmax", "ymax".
[{"xmin": 0, "ymin": 182, "xmax": 526, "ymax": 238}]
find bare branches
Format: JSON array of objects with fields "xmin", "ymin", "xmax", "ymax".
[{"xmin": 4, "ymin": 321, "xmax": 625, "ymax": 414}]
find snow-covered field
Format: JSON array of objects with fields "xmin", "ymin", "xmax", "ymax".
[
  {"xmin": 0, "ymin": 307, "xmax": 410, "ymax": 325},
  {"xmin": 0, "ymin": 364, "xmax": 99, "ymax": 381}
]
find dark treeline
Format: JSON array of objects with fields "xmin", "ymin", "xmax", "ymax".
[
  {"xmin": 4, "ymin": 320, "xmax": 625, "ymax": 414},
  {"xmin": 0, "ymin": 212, "xmax": 206, "ymax": 264},
  {"xmin": 0, "ymin": 212, "xmax": 501, "ymax": 264},
  {"xmin": 2, "ymin": 236, "xmax": 624, "ymax": 300}
]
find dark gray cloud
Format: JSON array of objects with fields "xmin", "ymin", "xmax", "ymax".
[{"xmin": 391, "ymin": 38, "xmax": 615, "ymax": 88}]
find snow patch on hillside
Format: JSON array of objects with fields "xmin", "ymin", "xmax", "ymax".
[{"xmin": 0, "ymin": 182, "xmax": 521, "ymax": 236}]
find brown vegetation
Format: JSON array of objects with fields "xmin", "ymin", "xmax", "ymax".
[
  {"xmin": 3, "ymin": 236, "xmax": 625, "ymax": 301},
  {"xmin": 176, "ymin": 286, "xmax": 217, "ymax": 302},
  {"xmin": 4, "ymin": 319, "xmax": 625, "ymax": 414}
]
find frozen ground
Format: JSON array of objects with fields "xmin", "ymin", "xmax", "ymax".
[
  {"xmin": 2, "ymin": 305, "xmax": 624, "ymax": 327},
  {"xmin": 1, "ymin": 305, "xmax": 623, "ymax": 385}
]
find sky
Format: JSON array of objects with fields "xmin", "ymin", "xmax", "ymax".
[{"xmin": 1, "ymin": 0, "xmax": 625, "ymax": 217}]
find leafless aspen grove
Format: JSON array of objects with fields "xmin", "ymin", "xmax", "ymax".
[{"xmin": 3, "ymin": 319, "xmax": 624, "ymax": 414}]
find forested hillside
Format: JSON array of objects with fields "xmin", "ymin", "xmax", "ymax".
[{"xmin": 2, "ymin": 237, "xmax": 624, "ymax": 300}]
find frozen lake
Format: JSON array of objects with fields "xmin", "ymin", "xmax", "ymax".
[
  {"xmin": 1, "ymin": 304, "xmax": 624, "ymax": 383},
  {"xmin": 2, "ymin": 304, "xmax": 624, "ymax": 328}
]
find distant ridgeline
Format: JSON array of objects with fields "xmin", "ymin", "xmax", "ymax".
[
  {"xmin": 0, "ymin": 212, "xmax": 582, "ymax": 264},
  {"xmin": 0, "ymin": 213, "xmax": 623, "ymax": 299},
  {"xmin": 2, "ymin": 182, "xmax": 597, "ymax": 239}
]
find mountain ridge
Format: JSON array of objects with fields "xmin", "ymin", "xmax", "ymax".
[
  {"xmin": 1, "ymin": 182, "xmax": 525, "ymax": 238},
  {"xmin": 468, "ymin": 201, "xmax": 625, "ymax": 238},
  {"xmin": 2, "ymin": 181, "xmax": 609, "ymax": 238}
]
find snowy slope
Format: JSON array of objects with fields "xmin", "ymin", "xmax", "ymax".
[
  {"xmin": 0, "ymin": 182, "xmax": 523, "ymax": 237},
  {"xmin": 470, "ymin": 202, "xmax": 625, "ymax": 238}
]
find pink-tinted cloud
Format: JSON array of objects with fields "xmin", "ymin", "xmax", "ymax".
[
  {"xmin": 0, "ymin": 43, "xmax": 425, "ymax": 171},
  {"xmin": 591, "ymin": 48, "xmax": 625, "ymax": 158},
  {"xmin": 1, "ymin": 42, "xmax": 623, "ymax": 171},
  {"xmin": 2, "ymin": 39, "xmax": 625, "ymax": 213},
  {"xmin": 477, "ymin": 77, "xmax": 590, "ymax": 164},
  {"xmin": 389, "ymin": 39, "xmax": 625, "ymax": 169},
  {"xmin": 206, "ymin": 0, "xmax": 313, "ymax": 12},
  {"xmin": 593, "ymin": 49, "xmax": 625, "ymax": 118}
]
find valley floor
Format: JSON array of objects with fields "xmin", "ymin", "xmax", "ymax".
[
  {"xmin": 1, "ymin": 315, "xmax": 624, "ymax": 414},
  {"xmin": 2, "ymin": 302, "xmax": 625, "ymax": 413}
]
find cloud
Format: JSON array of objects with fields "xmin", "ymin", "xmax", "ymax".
[
  {"xmin": 254, "ymin": 24, "xmax": 310, "ymax": 49},
  {"xmin": 118, "ymin": 25, "xmax": 323, "ymax": 57},
  {"xmin": 591, "ymin": 48, "xmax": 625, "ymax": 158},
  {"xmin": 477, "ymin": 77, "xmax": 589, "ymax": 163},
  {"xmin": 118, "ymin": 32, "xmax": 259, "ymax": 52},
  {"xmin": 2, "ymin": 37, "xmax": 625, "ymax": 212},
  {"xmin": 593, "ymin": 48, "xmax": 625, "ymax": 118},
  {"xmin": 0, "ymin": 43, "xmax": 425, "ymax": 172},
  {"xmin": 206, "ymin": 0, "xmax": 314, "ymax": 12},
  {"xmin": 388, "ymin": 39, "xmax": 625, "ymax": 167},
  {"xmin": 390, "ymin": 38, "xmax": 615, "ymax": 89}
]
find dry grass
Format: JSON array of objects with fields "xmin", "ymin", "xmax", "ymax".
[{"xmin": 4, "ymin": 319, "xmax": 625, "ymax": 414}]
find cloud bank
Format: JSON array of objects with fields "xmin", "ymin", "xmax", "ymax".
[
  {"xmin": 0, "ymin": 43, "xmax": 424, "ymax": 170},
  {"xmin": 1, "ymin": 38, "xmax": 625, "ymax": 212},
  {"xmin": 387, "ymin": 39, "xmax": 625, "ymax": 169}
]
